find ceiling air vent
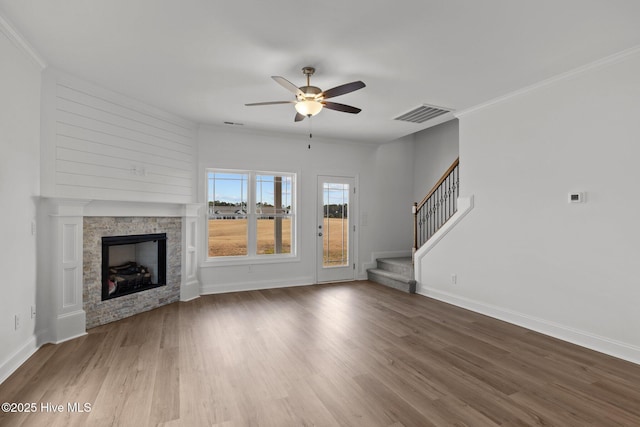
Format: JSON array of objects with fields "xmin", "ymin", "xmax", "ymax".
[{"xmin": 393, "ymin": 104, "xmax": 451, "ymax": 124}]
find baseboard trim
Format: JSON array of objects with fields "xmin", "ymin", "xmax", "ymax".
[
  {"xmin": 53, "ymin": 331, "xmax": 88, "ymax": 345},
  {"xmin": 0, "ymin": 335, "xmax": 39, "ymax": 385},
  {"xmin": 417, "ymin": 286, "xmax": 640, "ymax": 365},
  {"xmin": 180, "ymin": 279, "xmax": 201, "ymax": 302},
  {"xmin": 200, "ymin": 276, "xmax": 315, "ymax": 295},
  {"xmin": 54, "ymin": 309, "xmax": 86, "ymax": 343}
]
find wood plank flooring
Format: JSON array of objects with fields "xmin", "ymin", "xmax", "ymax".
[{"xmin": 2, "ymin": 281, "xmax": 640, "ymax": 426}]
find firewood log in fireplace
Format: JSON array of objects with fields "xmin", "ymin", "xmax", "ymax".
[{"xmin": 109, "ymin": 261, "xmax": 152, "ymax": 292}]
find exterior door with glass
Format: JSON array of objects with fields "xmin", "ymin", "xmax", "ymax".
[{"xmin": 316, "ymin": 176, "xmax": 355, "ymax": 283}]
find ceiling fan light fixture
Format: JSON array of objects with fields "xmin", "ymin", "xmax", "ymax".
[
  {"xmin": 246, "ymin": 67, "xmax": 365, "ymax": 122},
  {"xmin": 295, "ymin": 100, "xmax": 323, "ymax": 117}
]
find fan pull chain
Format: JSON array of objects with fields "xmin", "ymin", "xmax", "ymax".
[{"xmin": 308, "ymin": 115, "xmax": 313, "ymax": 139}]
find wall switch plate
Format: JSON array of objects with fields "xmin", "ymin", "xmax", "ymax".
[
  {"xmin": 31, "ymin": 305, "xmax": 36, "ymax": 319},
  {"xmin": 451, "ymin": 274, "xmax": 457, "ymax": 285},
  {"xmin": 15, "ymin": 314, "xmax": 20, "ymax": 330}
]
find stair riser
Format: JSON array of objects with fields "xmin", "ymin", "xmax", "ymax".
[{"xmin": 367, "ymin": 271, "xmax": 416, "ymax": 294}]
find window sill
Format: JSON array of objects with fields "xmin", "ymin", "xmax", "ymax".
[{"xmin": 200, "ymin": 254, "xmax": 300, "ymax": 268}]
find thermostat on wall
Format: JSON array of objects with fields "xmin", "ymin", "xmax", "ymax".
[{"xmin": 568, "ymin": 192, "xmax": 585, "ymax": 203}]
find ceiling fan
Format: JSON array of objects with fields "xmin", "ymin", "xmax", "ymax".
[{"xmin": 245, "ymin": 67, "xmax": 366, "ymax": 122}]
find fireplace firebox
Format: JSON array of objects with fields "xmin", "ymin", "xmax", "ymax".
[{"xmin": 101, "ymin": 233, "xmax": 167, "ymax": 300}]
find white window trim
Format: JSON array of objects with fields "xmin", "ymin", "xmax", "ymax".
[{"xmin": 202, "ymin": 168, "xmax": 299, "ymax": 266}]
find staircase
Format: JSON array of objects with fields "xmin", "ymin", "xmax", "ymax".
[
  {"xmin": 367, "ymin": 257, "xmax": 416, "ymax": 294},
  {"xmin": 367, "ymin": 158, "xmax": 460, "ymax": 295}
]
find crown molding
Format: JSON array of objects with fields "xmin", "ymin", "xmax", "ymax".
[
  {"xmin": 0, "ymin": 10, "xmax": 47, "ymax": 69},
  {"xmin": 455, "ymin": 44, "xmax": 640, "ymax": 119}
]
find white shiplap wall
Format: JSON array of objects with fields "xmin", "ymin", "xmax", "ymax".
[{"xmin": 41, "ymin": 69, "xmax": 197, "ymax": 203}]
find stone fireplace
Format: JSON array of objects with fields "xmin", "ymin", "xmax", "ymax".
[
  {"xmin": 84, "ymin": 217, "xmax": 182, "ymax": 328},
  {"xmin": 42, "ymin": 199, "xmax": 201, "ymax": 343}
]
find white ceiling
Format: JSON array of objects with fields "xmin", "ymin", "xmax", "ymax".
[{"xmin": 2, "ymin": 1, "xmax": 640, "ymax": 143}]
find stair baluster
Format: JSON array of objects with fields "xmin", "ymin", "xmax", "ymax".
[{"xmin": 413, "ymin": 158, "xmax": 459, "ymax": 256}]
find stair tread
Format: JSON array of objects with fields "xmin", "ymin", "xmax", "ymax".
[
  {"xmin": 367, "ymin": 268, "xmax": 415, "ymax": 284},
  {"xmin": 375, "ymin": 257, "xmax": 413, "ymax": 276},
  {"xmin": 377, "ymin": 257, "xmax": 412, "ymax": 265},
  {"xmin": 367, "ymin": 256, "xmax": 416, "ymax": 294}
]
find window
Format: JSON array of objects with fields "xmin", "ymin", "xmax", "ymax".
[
  {"xmin": 207, "ymin": 169, "xmax": 295, "ymax": 260},
  {"xmin": 207, "ymin": 172, "xmax": 249, "ymax": 257}
]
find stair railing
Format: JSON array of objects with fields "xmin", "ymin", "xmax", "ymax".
[{"xmin": 413, "ymin": 157, "xmax": 460, "ymax": 254}]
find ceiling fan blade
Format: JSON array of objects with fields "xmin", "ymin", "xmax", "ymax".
[
  {"xmin": 294, "ymin": 113, "xmax": 306, "ymax": 122},
  {"xmin": 322, "ymin": 101, "xmax": 362, "ymax": 114},
  {"xmin": 272, "ymin": 76, "xmax": 304, "ymax": 97},
  {"xmin": 245, "ymin": 101, "xmax": 295, "ymax": 106},
  {"xmin": 321, "ymin": 81, "xmax": 366, "ymax": 99}
]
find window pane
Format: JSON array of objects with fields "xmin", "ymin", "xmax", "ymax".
[
  {"xmin": 256, "ymin": 175, "xmax": 292, "ymax": 215},
  {"xmin": 256, "ymin": 216, "xmax": 292, "ymax": 255},
  {"xmin": 323, "ymin": 183, "xmax": 349, "ymax": 266},
  {"xmin": 256, "ymin": 174, "xmax": 293, "ymax": 255},
  {"xmin": 208, "ymin": 218, "xmax": 248, "ymax": 257},
  {"xmin": 208, "ymin": 172, "xmax": 248, "ymax": 213},
  {"xmin": 208, "ymin": 172, "xmax": 248, "ymax": 257}
]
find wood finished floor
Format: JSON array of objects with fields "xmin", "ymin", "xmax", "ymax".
[{"xmin": 2, "ymin": 281, "xmax": 640, "ymax": 426}]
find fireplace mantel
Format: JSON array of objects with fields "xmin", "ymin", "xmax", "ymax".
[
  {"xmin": 41, "ymin": 198, "xmax": 201, "ymax": 343},
  {"xmin": 43, "ymin": 198, "xmax": 201, "ymax": 218}
]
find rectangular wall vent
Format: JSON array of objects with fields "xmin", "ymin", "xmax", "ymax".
[{"xmin": 393, "ymin": 104, "xmax": 451, "ymax": 124}]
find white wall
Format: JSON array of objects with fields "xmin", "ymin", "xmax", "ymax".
[
  {"xmin": 418, "ymin": 51, "xmax": 640, "ymax": 363},
  {"xmin": 40, "ymin": 69, "xmax": 197, "ymax": 203},
  {"xmin": 197, "ymin": 126, "xmax": 415, "ymax": 292},
  {"xmin": 412, "ymin": 119, "xmax": 459, "ymax": 203},
  {"xmin": 0, "ymin": 27, "xmax": 42, "ymax": 382},
  {"xmin": 371, "ymin": 136, "xmax": 415, "ymax": 262}
]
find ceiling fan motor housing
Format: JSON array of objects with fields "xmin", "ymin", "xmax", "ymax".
[{"xmin": 297, "ymin": 86, "xmax": 322, "ymax": 101}]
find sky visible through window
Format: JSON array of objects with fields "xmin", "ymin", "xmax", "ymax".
[
  {"xmin": 323, "ymin": 183, "xmax": 349, "ymax": 207},
  {"xmin": 208, "ymin": 172, "xmax": 247, "ymax": 206},
  {"xmin": 257, "ymin": 174, "xmax": 292, "ymax": 208},
  {"xmin": 207, "ymin": 172, "xmax": 293, "ymax": 208},
  {"xmin": 207, "ymin": 172, "xmax": 347, "ymax": 207}
]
